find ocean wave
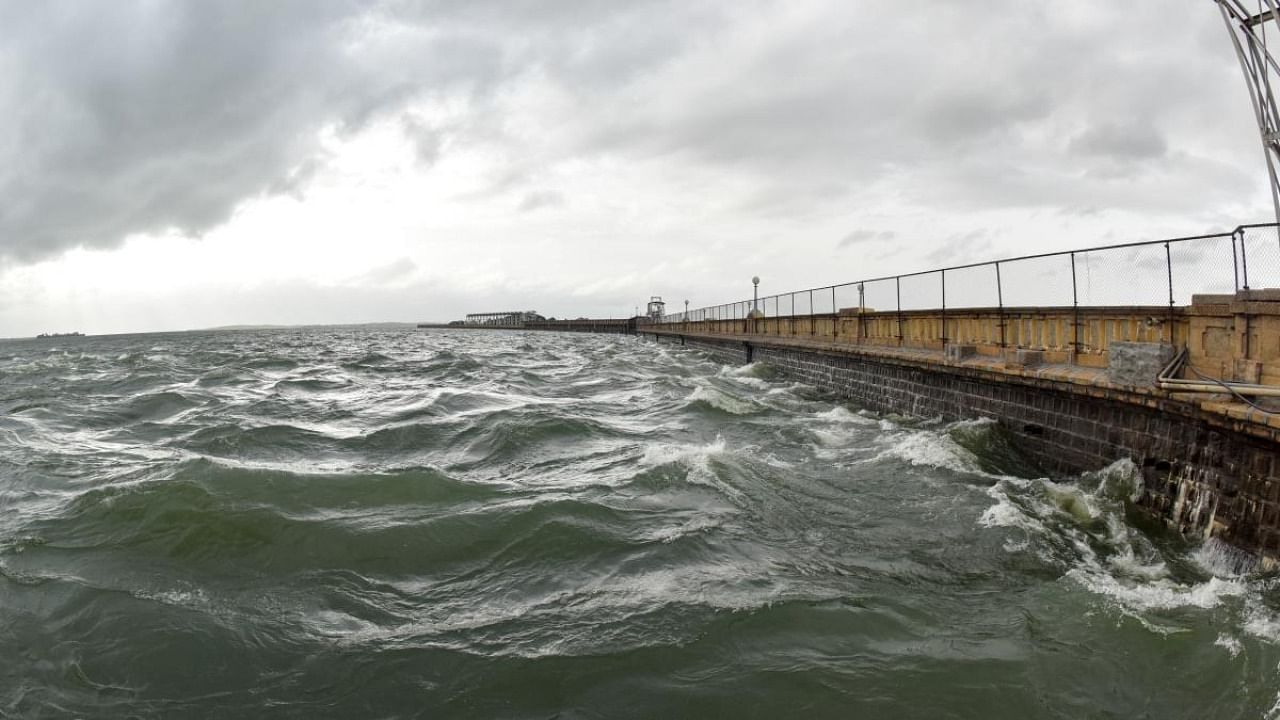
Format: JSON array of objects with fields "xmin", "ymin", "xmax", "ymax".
[
  {"xmin": 684, "ymin": 385, "xmax": 759, "ymax": 416},
  {"xmin": 180, "ymin": 422, "xmax": 343, "ymax": 461},
  {"xmin": 5, "ymin": 327, "xmax": 1280, "ymax": 716}
]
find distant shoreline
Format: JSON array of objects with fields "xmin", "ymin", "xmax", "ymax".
[{"xmin": 0, "ymin": 321, "xmax": 428, "ymax": 342}]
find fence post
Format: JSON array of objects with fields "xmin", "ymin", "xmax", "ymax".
[
  {"xmin": 810, "ymin": 289, "xmax": 815, "ymax": 335},
  {"xmin": 940, "ymin": 270, "xmax": 947, "ymax": 350},
  {"xmin": 1070, "ymin": 252, "xmax": 1079, "ymax": 361},
  {"xmin": 1232, "ymin": 230, "xmax": 1241, "ymax": 291},
  {"xmin": 995, "ymin": 262, "xmax": 1005, "ymax": 349},
  {"xmin": 1165, "ymin": 241, "xmax": 1175, "ymax": 346},
  {"xmin": 791, "ymin": 293, "xmax": 796, "ymax": 335},
  {"xmin": 896, "ymin": 276, "xmax": 903, "ymax": 346},
  {"xmin": 1241, "ymin": 227, "xmax": 1251, "ymax": 291},
  {"xmin": 831, "ymin": 286, "xmax": 837, "ymax": 338}
]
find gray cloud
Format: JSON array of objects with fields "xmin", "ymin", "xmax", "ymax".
[
  {"xmin": 518, "ymin": 190, "xmax": 565, "ymax": 213},
  {"xmin": 0, "ymin": 1, "xmax": 510, "ymax": 264},
  {"xmin": 1069, "ymin": 122, "xmax": 1169, "ymax": 160},
  {"xmin": 924, "ymin": 229, "xmax": 995, "ymax": 267},
  {"xmin": 356, "ymin": 257, "xmax": 418, "ymax": 285},
  {"xmin": 0, "ymin": 0, "xmax": 1266, "ymax": 278},
  {"xmin": 838, "ymin": 230, "xmax": 896, "ymax": 249}
]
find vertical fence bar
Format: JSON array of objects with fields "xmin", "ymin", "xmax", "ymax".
[
  {"xmin": 1232, "ymin": 231, "xmax": 1241, "ymax": 291},
  {"xmin": 940, "ymin": 270, "xmax": 947, "ymax": 349},
  {"xmin": 831, "ymin": 286, "xmax": 837, "ymax": 338},
  {"xmin": 1165, "ymin": 241, "xmax": 1175, "ymax": 345},
  {"xmin": 1243, "ymin": 228, "xmax": 1252, "ymax": 291},
  {"xmin": 1070, "ymin": 252, "xmax": 1079, "ymax": 359},
  {"xmin": 895, "ymin": 276, "xmax": 903, "ymax": 345},
  {"xmin": 810, "ymin": 289, "xmax": 815, "ymax": 335},
  {"xmin": 995, "ymin": 262, "xmax": 1006, "ymax": 349},
  {"xmin": 791, "ymin": 292, "xmax": 796, "ymax": 335}
]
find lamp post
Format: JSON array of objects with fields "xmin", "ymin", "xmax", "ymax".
[{"xmin": 750, "ymin": 276, "xmax": 760, "ymax": 333}]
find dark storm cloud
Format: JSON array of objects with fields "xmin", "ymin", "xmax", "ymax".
[
  {"xmin": 0, "ymin": 0, "xmax": 1262, "ymax": 267},
  {"xmin": 1069, "ymin": 122, "xmax": 1169, "ymax": 160},
  {"xmin": 0, "ymin": 0, "xmax": 512, "ymax": 263}
]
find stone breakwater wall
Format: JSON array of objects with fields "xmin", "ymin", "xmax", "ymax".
[
  {"xmin": 657, "ymin": 332, "xmax": 1280, "ymax": 566},
  {"xmin": 418, "ymin": 318, "xmax": 637, "ymax": 334}
]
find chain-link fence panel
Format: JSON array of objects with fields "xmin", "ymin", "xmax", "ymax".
[
  {"xmin": 999, "ymin": 255, "xmax": 1075, "ymax": 308},
  {"xmin": 781, "ymin": 292, "xmax": 801, "ymax": 317},
  {"xmin": 674, "ymin": 226, "xmax": 1274, "ymax": 325},
  {"xmin": 859, "ymin": 278, "xmax": 899, "ymax": 315},
  {"xmin": 898, "ymin": 271, "xmax": 944, "ymax": 311},
  {"xmin": 943, "ymin": 264, "xmax": 1000, "ymax": 309},
  {"xmin": 1074, "ymin": 244, "xmax": 1169, "ymax": 306},
  {"xmin": 830, "ymin": 282, "xmax": 858, "ymax": 314},
  {"xmin": 1240, "ymin": 225, "xmax": 1280, "ymax": 290}
]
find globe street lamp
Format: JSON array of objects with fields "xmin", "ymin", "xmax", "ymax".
[{"xmin": 752, "ymin": 276, "xmax": 760, "ymax": 314}]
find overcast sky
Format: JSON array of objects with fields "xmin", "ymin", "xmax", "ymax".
[{"xmin": 0, "ymin": 0, "xmax": 1271, "ymax": 335}]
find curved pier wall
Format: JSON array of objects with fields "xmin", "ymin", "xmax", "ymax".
[{"xmin": 662, "ymin": 333, "xmax": 1280, "ymax": 566}]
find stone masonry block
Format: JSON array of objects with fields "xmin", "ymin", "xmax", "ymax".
[
  {"xmin": 945, "ymin": 344, "xmax": 976, "ymax": 362},
  {"xmin": 1108, "ymin": 341, "xmax": 1175, "ymax": 388}
]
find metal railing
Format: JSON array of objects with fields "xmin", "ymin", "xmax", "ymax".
[{"xmin": 657, "ymin": 223, "xmax": 1280, "ymax": 349}]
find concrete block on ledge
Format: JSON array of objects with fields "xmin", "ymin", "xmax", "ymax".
[
  {"xmin": 1005, "ymin": 349, "xmax": 1044, "ymax": 368},
  {"xmin": 1108, "ymin": 341, "xmax": 1174, "ymax": 388}
]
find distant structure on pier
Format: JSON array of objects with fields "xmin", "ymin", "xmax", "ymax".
[
  {"xmin": 465, "ymin": 310, "xmax": 546, "ymax": 327},
  {"xmin": 645, "ymin": 296, "xmax": 665, "ymax": 321}
]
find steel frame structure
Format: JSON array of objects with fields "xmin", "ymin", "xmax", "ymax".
[{"xmin": 1217, "ymin": 0, "xmax": 1280, "ymax": 228}]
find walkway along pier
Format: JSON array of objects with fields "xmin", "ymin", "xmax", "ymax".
[{"xmin": 639, "ymin": 225, "xmax": 1280, "ymax": 566}]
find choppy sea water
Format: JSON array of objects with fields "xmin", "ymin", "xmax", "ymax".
[{"xmin": 2, "ymin": 327, "xmax": 1280, "ymax": 718}]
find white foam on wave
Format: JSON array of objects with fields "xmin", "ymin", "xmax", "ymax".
[
  {"xmin": 979, "ymin": 479, "xmax": 1044, "ymax": 532},
  {"xmin": 1067, "ymin": 570, "xmax": 1246, "ymax": 612},
  {"xmin": 640, "ymin": 435, "xmax": 727, "ymax": 468},
  {"xmin": 1193, "ymin": 537, "xmax": 1262, "ymax": 578},
  {"xmin": 724, "ymin": 362, "xmax": 767, "ymax": 379},
  {"xmin": 815, "ymin": 406, "xmax": 876, "ymax": 425},
  {"xmin": 809, "ymin": 407, "xmax": 878, "ymax": 450},
  {"xmin": 728, "ymin": 375, "xmax": 771, "ymax": 391},
  {"xmin": 306, "ymin": 609, "xmax": 383, "ymax": 638},
  {"xmin": 880, "ymin": 430, "xmax": 981, "ymax": 474},
  {"xmin": 980, "ymin": 462, "xmax": 1260, "ymax": 628},
  {"xmin": 771, "ymin": 382, "xmax": 804, "ymax": 394},
  {"xmin": 687, "ymin": 385, "xmax": 756, "ymax": 415},
  {"xmin": 1215, "ymin": 633, "xmax": 1244, "ymax": 658},
  {"xmin": 639, "ymin": 435, "xmax": 749, "ymax": 503},
  {"xmin": 1241, "ymin": 586, "xmax": 1280, "ymax": 645},
  {"xmin": 645, "ymin": 514, "xmax": 724, "ymax": 543},
  {"xmin": 811, "ymin": 427, "xmax": 855, "ymax": 448},
  {"xmin": 136, "ymin": 586, "xmax": 211, "ymax": 608}
]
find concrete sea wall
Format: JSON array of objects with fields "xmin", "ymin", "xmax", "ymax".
[{"xmin": 650, "ymin": 331, "xmax": 1280, "ymax": 566}]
